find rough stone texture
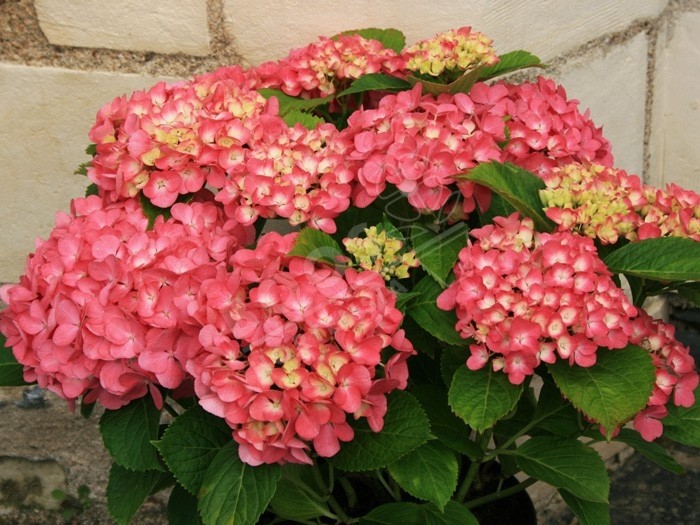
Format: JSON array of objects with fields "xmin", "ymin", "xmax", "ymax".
[
  {"xmin": 0, "ymin": 457, "xmax": 66, "ymax": 511},
  {"xmin": 649, "ymin": 10, "xmax": 700, "ymax": 191},
  {"xmin": 551, "ymin": 32, "xmax": 649, "ymax": 176},
  {"xmin": 35, "ymin": 0, "xmax": 211, "ymax": 56},
  {"xmin": 222, "ymin": 0, "xmax": 666, "ymax": 64},
  {"xmin": 0, "ymin": 64, "xmax": 173, "ymax": 282}
]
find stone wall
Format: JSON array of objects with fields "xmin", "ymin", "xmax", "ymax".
[{"xmin": 0, "ymin": 0, "xmax": 698, "ymax": 281}]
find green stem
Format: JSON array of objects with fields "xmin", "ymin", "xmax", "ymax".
[
  {"xmin": 327, "ymin": 484, "xmax": 356, "ymax": 524},
  {"xmin": 464, "ymin": 477, "xmax": 537, "ymax": 509},
  {"xmin": 376, "ymin": 471, "xmax": 401, "ymax": 501},
  {"xmin": 456, "ymin": 459, "xmax": 481, "ymax": 502}
]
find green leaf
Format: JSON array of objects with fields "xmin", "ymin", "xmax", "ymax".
[
  {"xmin": 677, "ymin": 282, "xmax": 700, "ymax": 306},
  {"xmin": 330, "ymin": 390, "xmax": 431, "ymax": 471},
  {"xmin": 515, "ymin": 436, "xmax": 610, "ymax": 502},
  {"xmin": 106, "ymin": 464, "xmax": 169, "ymax": 525},
  {"xmin": 331, "ymin": 205, "xmax": 385, "ymax": 246},
  {"xmin": 411, "ymin": 223, "xmax": 469, "ymax": 287},
  {"xmin": 448, "ymin": 365, "xmax": 523, "ymax": 432},
  {"xmin": 529, "ymin": 378, "xmax": 582, "ymax": 437},
  {"xmin": 604, "ymin": 237, "xmax": 700, "ymax": 281},
  {"xmin": 198, "ymin": 441, "xmax": 280, "ymax": 525},
  {"xmin": 559, "ymin": 489, "xmax": 610, "ymax": 525},
  {"xmin": 360, "ymin": 501, "xmax": 478, "ymax": 525},
  {"xmin": 335, "ymin": 28, "xmax": 406, "ymax": 53},
  {"xmin": 407, "ymin": 276, "xmax": 465, "ymax": 346},
  {"xmin": 395, "ymin": 291, "xmax": 421, "ymax": 312},
  {"xmin": 411, "ymin": 384, "xmax": 480, "ymax": 459},
  {"xmin": 257, "ymin": 88, "xmax": 331, "ymax": 114},
  {"xmin": 74, "ymin": 161, "xmax": 91, "ymax": 176},
  {"xmin": 407, "ymin": 67, "xmax": 484, "ymax": 96},
  {"xmin": 336, "ymin": 73, "xmax": 412, "ymax": 98},
  {"xmin": 85, "ymin": 183, "xmax": 99, "ymax": 197},
  {"xmin": 100, "ymin": 397, "xmax": 162, "ymax": 471},
  {"xmin": 388, "ymin": 441, "xmax": 458, "ymax": 509},
  {"xmin": 154, "ymin": 405, "xmax": 232, "ymax": 494},
  {"xmin": 440, "ymin": 346, "xmax": 468, "ymax": 388},
  {"xmin": 464, "ymin": 161, "xmax": 553, "ymax": 232},
  {"xmin": 0, "ymin": 334, "xmax": 28, "ymax": 386},
  {"xmin": 85, "ymin": 143, "xmax": 97, "ymax": 156},
  {"xmin": 168, "ymin": 483, "xmax": 203, "ymax": 525},
  {"xmin": 288, "ymin": 227, "xmax": 344, "ymax": 265},
  {"xmin": 282, "ymin": 109, "xmax": 326, "ymax": 130},
  {"xmin": 477, "ymin": 192, "xmax": 516, "ymax": 227},
  {"xmin": 662, "ymin": 390, "xmax": 700, "ymax": 447},
  {"xmin": 139, "ymin": 192, "xmax": 171, "ymax": 230},
  {"xmin": 478, "ymin": 50, "xmax": 545, "ymax": 81},
  {"xmin": 269, "ymin": 478, "xmax": 333, "ymax": 521},
  {"xmin": 548, "ymin": 345, "xmax": 656, "ymax": 437},
  {"xmin": 614, "ymin": 428, "xmax": 684, "ymax": 474}
]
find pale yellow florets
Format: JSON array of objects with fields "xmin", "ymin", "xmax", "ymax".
[
  {"xmin": 404, "ymin": 26, "xmax": 499, "ymax": 79},
  {"xmin": 343, "ymin": 226, "xmax": 419, "ymax": 280}
]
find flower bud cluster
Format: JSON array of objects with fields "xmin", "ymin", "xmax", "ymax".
[
  {"xmin": 343, "ymin": 226, "xmax": 419, "ymax": 280},
  {"xmin": 186, "ymin": 232, "xmax": 414, "ymax": 465}
]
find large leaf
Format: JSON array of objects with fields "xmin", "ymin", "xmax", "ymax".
[
  {"xmin": 388, "ymin": 441, "xmax": 458, "ymax": 510},
  {"xmin": 478, "ymin": 50, "xmax": 545, "ymax": 81},
  {"xmin": 336, "ymin": 74, "xmax": 412, "ymax": 98},
  {"xmin": 0, "ymin": 333, "xmax": 28, "ymax": 386},
  {"xmin": 559, "ymin": 489, "xmax": 610, "ymax": 525},
  {"xmin": 330, "ymin": 390, "xmax": 431, "ymax": 471},
  {"xmin": 662, "ymin": 390, "xmax": 700, "ymax": 447},
  {"xmin": 411, "ymin": 223, "xmax": 469, "ymax": 287},
  {"xmin": 407, "ymin": 276, "xmax": 465, "ymax": 346},
  {"xmin": 360, "ymin": 501, "xmax": 478, "ymax": 525},
  {"xmin": 282, "ymin": 109, "xmax": 325, "ymax": 130},
  {"xmin": 168, "ymin": 483, "xmax": 203, "ymax": 525},
  {"xmin": 529, "ymin": 378, "xmax": 581, "ymax": 437},
  {"xmin": 257, "ymin": 88, "xmax": 331, "ymax": 114},
  {"xmin": 100, "ymin": 397, "xmax": 162, "ymax": 471},
  {"xmin": 198, "ymin": 441, "xmax": 280, "ymax": 525},
  {"xmin": 288, "ymin": 227, "xmax": 344, "ymax": 265},
  {"xmin": 515, "ymin": 436, "xmax": 610, "ymax": 502},
  {"xmin": 464, "ymin": 161, "xmax": 553, "ymax": 232},
  {"xmin": 604, "ymin": 237, "xmax": 700, "ymax": 281},
  {"xmin": 614, "ymin": 428, "xmax": 684, "ymax": 474},
  {"xmin": 548, "ymin": 345, "xmax": 656, "ymax": 437},
  {"xmin": 407, "ymin": 66, "xmax": 484, "ymax": 96},
  {"xmin": 106, "ymin": 463, "xmax": 171, "ymax": 525},
  {"xmin": 335, "ymin": 28, "xmax": 406, "ymax": 53},
  {"xmin": 154, "ymin": 405, "xmax": 232, "ymax": 494},
  {"xmin": 268, "ymin": 478, "xmax": 333, "ymax": 522},
  {"xmin": 448, "ymin": 365, "xmax": 523, "ymax": 432}
]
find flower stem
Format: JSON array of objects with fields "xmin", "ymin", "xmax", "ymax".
[{"xmin": 464, "ymin": 477, "xmax": 537, "ymax": 509}]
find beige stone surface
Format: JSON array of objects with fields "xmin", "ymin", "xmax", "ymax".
[
  {"xmin": 35, "ymin": 0, "xmax": 211, "ymax": 56},
  {"xmin": 223, "ymin": 0, "xmax": 666, "ymax": 64},
  {"xmin": 551, "ymin": 32, "xmax": 649, "ymax": 176},
  {"xmin": 0, "ymin": 456, "xmax": 66, "ymax": 511},
  {"xmin": 649, "ymin": 11, "xmax": 700, "ymax": 192},
  {"xmin": 0, "ymin": 64, "xmax": 173, "ymax": 282}
]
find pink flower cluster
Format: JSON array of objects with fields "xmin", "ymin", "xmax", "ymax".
[
  {"xmin": 541, "ymin": 162, "xmax": 700, "ymax": 243},
  {"xmin": 437, "ymin": 213, "xmax": 698, "ymax": 438},
  {"xmin": 186, "ymin": 232, "xmax": 414, "ymax": 465},
  {"xmin": 0, "ymin": 195, "xmax": 253, "ymax": 409},
  {"xmin": 340, "ymin": 77, "xmax": 612, "ymax": 215}
]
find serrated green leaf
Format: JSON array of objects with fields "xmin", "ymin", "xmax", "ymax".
[
  {"xmin": 477, "ymin": 192, "xmax": 517, "ymax": 227},
  {"xmin": 106, "ymin": 463, "xmax": 170, "ymax": 525},
  {"xmin": 515, "ymin": 437, "xmax": 609, "ymax": 502},
  {"xmin": 407, "ymin": 66, "xmax": 484, "ymax": 96},
  {"xmin": 411, "ymin": 384, "xmax": 480, "ymax": 459},
  {"xmin": 407, "ymin": 277, "xmax": 465, "ymax": 346},
  {"xmin": 614, "ymin": 428, "xmax": 684, "ymax": 474},
  {"xmin": 269, "ymin": 478, "xmax": 333, "ymax": 521},
  {"xmin": 448, "ymin": 365, "xmax": 523, "ymax": 432},
  {"xmin": 677, "ymin": 282, "xmax": 700, "ymax": 306},
  {"xmin": 411, "ymin": 223, "xmax": 468, "ymax": 287},
  {"xmin": 336, "ymin": 73, "xmax": 412, "ymax": 98},
  {"xmin": 388, "ymin": 442, "xmax": 458, "ymax": 509},
  {"xmin": 529, "ymin": 378, "xmax": 581, "ymax": 437},
  {"xmin": 154, "ymin": 405, "xmax": 231, "ymax": 494},
  {"xmin": 85, "ymin": 183, "xmax": 99, "ymax": 197},
  {"xmin": 100, "ymin": 397, "xmax": 162, "ymax": 471},
  {"xmin": 282, "ymin": 109, "xmax": 326, "ymax": 130},
  {"xmin": 257, "ymin": 88, "xmax": 331, "ymax": 114},
  {"xmin": 85, "ymin": 143, "xmax": 97, "ymax": 156},
  {"xmin": 139, "ymin": 192, "xmax": 171, "ymax": 230},
  {"xmin": 331, "ymin": 205, "xmax": 385, "ymax": 245},
  {"xmin": 0, "ymin": 334, "xmax": 28, "ymax": 386},
  {"xmin": 335, "ymin": 28, "xmax": 406, "ymax": 53},
  {"xmin": 548, "ymin": 345, "xmax": 655, "ymax": 437},
  {"xmin": 663, "ymin": 389, "xmax": 700, "ymax": 447},
  {"xmin": 478, "ymin": 50, "xmax": 545, "ymax": 81},
  {"xmin": 288, "ymin": 227, "xmax": 344, "ymax": 265},
  {"xmin": 198, "ymin": 441, "xmax": 280, "ymax": 525},
  {"xmin": 604, "ymin": 237, "xmax": 700, "ymax": 281},
  {"xmin": 559, "ymin": 489, "xmax": 610, "ymax": 525},
  {"xmin": 168, "ymin": 483, "xmax": 203, "ymax": 525},
  {"xmin": 395, "ymin": 291, "xmax": 421, "ymax": 312},
  {"xmin": 377, "ymin": 214, "xmax": 405, "ymax": 240},
  {"xmin": 360, "ymin": 501, "xmax": 478, "ymax": 525},
  {"xmin": 464, "ymin": 161, "xmax": 553, "ymax": 232},
  {"xmin": 74, "ymin": 161, "xmax": 91, "ymax": 176},
  {"xmin": 330, "ymin": 390, "xmax": 431, "ymax": 471}
]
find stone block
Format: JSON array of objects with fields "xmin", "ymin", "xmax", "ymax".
[
  {"xmin": 223, "ymin": 0, "xmax": 666, "ymax": 64},
  {"xmin": 551, "ymin": 32, "xmax": 649, "ymax": 176},
  {"xmin": 649, "ymin": 11, "xmax": 700, "ymax": 192},
  {"xmin": 0, "ymin": 64, "xmax": 173, "ymax": 282},
  {"xmin": 0, "ymin": 456, "xmax": 66, "ymax": 511},
  {"xmin": 35, "ymin": 0, "xmax": 210, "ymax": 56}
]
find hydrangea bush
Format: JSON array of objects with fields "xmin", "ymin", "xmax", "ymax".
[{"xmin": 1, "ymin": 26, "xmax": 700, "ymax": 525}]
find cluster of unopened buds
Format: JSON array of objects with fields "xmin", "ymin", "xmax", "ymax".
[{"xmin": 343, "ymin": 226, "xmax": 419, "ymax": 280}]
